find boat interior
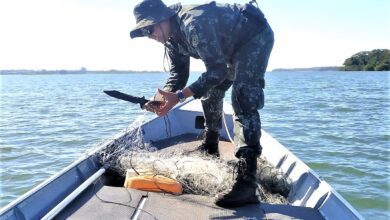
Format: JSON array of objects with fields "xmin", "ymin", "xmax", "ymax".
[{"xmin": 55, "ymin": 134, "xmax": 324, "ymax": 220}]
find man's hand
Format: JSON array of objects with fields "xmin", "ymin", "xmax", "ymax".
[{"xmin": 155, "ymin": 89, "xmax": 179, "ymax": 116}]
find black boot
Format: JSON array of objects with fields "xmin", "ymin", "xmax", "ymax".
[
  {"xmin": 198, "ymin": 130, "xmax": 219, "ymax": 157},
  {"xmin": 215, "ymin": 151, "xmax": 259, "ymax": 207}
]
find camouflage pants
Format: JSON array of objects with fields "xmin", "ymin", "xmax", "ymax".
[{"xmin": 201, "ymin": 25, "xmax": 274, "ymax": 158}]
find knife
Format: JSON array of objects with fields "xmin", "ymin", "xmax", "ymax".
[{"xmin": 104, "ymin": 90, "xmax": 149, "ymax": 109}]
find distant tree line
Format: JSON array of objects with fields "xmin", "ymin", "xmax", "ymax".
[{"xmin": 341, "ymin": 49, "xmax": 390, "ymax": 71}]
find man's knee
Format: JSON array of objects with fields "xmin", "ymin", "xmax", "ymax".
[{"xmin": 232, "ymin": 85, "xmax": 264, "ymax": 113}]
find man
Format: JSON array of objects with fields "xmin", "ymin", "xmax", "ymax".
[{"xmin": 130, "ymin": 0, "xmax": 274, "ymax": 208}]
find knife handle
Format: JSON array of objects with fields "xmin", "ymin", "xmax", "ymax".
[
  {"xmin": 142, "ymin": 100, "xmax": 164, "ymax": 110},
  {"xmin": 148, "ymin": 100, "xmax": 164, "ymax": 107}
]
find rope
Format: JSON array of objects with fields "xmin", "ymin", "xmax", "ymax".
[
  {"xmin": 93, "ymin": 178, "xmax": 158, "ymax": 220},
  {"xmin": 222, "ymin": 110, "xmax": 234, "ymax": 144},
  {"xmin": 163, "ymin": 115, "xmax": 172, "ymax": 138}
]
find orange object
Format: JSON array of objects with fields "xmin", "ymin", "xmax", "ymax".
[{"xmin": 124, "ymin": 174, "xmax": 183, "ymax": 195}]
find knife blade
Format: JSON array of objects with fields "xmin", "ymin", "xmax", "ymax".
[{"xmin": 104, "ymin": 90, "xmax": 149, "ymax": 109}]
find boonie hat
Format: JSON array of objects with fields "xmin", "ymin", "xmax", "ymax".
[{"xmin": 130, "ymin": 0, "xmax": 179, "ymax": 38}]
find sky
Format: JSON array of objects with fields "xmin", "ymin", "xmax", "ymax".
[{"xmin": 0, "ymin": 0, "xmax": 389, "ymax": 71}]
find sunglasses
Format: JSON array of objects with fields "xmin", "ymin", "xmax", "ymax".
[{"xmin": 141, "ymin": 25, "xmax": 154, "ymax": 37}]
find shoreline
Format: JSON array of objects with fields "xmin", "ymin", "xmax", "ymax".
[{"xmin": 1, "ymin": 70, "xmax": 389, "ymax": 75}]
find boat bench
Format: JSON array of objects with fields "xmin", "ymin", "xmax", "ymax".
[{"xmin": 56, "ymin": 184, "xmax": 323, "ymax": 220}]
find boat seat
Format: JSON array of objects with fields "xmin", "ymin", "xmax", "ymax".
[
  {"xmin": 55, "ymin": 184, "xmax": 146, "ymax": 220},
  {"xmin": 57, "ymin": 185, "xmax": 323, "ymax": 220},
  {"xmin": 141, "ymin": 192, "xmax": 324, "ymax": 220}
]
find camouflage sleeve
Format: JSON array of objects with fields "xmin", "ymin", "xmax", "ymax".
[
  {"xmin": 163, "ymin": 46, "xmax": 190, "ymax": 93},
  {"xmin": 186, "ymin": 22, "xmax": 227, "ymax": 98}
]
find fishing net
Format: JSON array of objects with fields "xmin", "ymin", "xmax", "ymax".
[{"xmin": 94, "ymin": 115, "xmax": 292, "ymax": 204}]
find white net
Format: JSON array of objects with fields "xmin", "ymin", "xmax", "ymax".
[
  {"xmin": 94, "ymin": 116, "xmax": 291, "ymax": 204},
  {"xmin": 120, "ymin": 150, "xmax": 233, "ymax": 196}
]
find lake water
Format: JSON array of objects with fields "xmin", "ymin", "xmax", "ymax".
[{"xmin": 0, "ymin": 71, "xmax": 389, "ymax": 219}]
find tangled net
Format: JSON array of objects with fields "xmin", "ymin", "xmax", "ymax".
[
  {"xmin": 120, "ymin": 149, "xmax": 233, "ymax": 196},
  {"xmin": 94, "ymin": 115, "xmax": 292, "ymax": 204}
]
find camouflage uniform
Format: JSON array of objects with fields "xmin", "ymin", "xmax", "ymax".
[{"xmin": 163, "ymin": 1, "xmax": 274, "ymax": 157}]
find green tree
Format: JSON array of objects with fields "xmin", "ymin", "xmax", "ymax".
[{"xmin": 342, "ymin": 49, "xmax": 390, "ymax": 71}]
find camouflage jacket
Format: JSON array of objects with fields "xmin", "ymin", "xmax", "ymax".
[{"xmin": 163, "ymin": 1, "xmax": 268, "ymax": 98}]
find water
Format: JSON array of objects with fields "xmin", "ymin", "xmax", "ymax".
[{"xmin": 0, "ymin": 71, "xmax": 389, "ymax": 219}]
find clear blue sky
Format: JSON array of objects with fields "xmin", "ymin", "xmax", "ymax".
[{"xmin": 0, "ymin": 0, "xmax": 389, "ymax": 71}]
